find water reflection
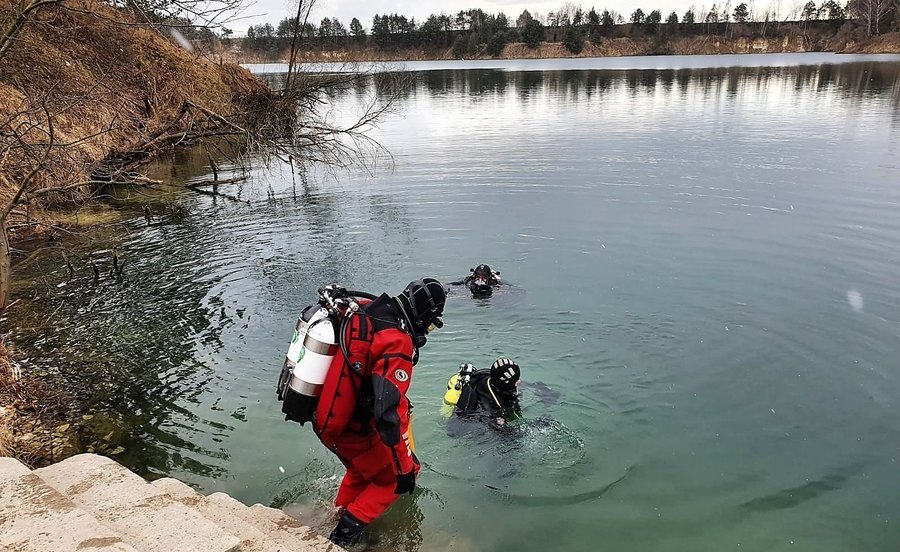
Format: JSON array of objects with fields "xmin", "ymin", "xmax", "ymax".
[
  {"xmin": 305, "ymin": 62, "xmax": 900, "ymax": 119},
  {"xmin": 5, "ymin": 213, "xmax": 237, "ymax": 478},
  {"xmin": 405, "ymin": 63, "xmax": 900, "ymax": 110}
]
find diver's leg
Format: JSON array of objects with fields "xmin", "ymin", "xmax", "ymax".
[
  {"xmin": 345, "ymin": 465, "xmax": 398, "ymax": 524},
  {"xmin": 335, "ymin": 464, "xmax": 368, "ymax": 509},
  {"xmin": 346, "ymin": 449, "xmax": 421, "ymax": 524}
]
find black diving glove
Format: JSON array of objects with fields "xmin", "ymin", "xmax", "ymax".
[{"xmin": 394, "ymin": 469, "xmax": 416, "ymax": 495}]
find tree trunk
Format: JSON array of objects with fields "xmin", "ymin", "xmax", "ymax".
[
  {"xmin": 284, "ymin": 0, "xmax": 304, "ymax": 91},
  {"xmin": 0, "ymin": 219, "xmax": 10, "ymax": 310}
]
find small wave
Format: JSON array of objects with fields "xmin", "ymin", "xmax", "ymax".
[
  {"xmin": 485, "ymin": 466, "xmax": 633, "ymax": 507},
  {"xmin": 517, "ymin": 233, "xmax": 556, "ymax": 241}
]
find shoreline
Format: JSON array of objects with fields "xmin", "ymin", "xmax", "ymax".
[
  {"xmin": 0, "ymin": 0, "xmax": 272, "ymax": 469},
  {"xmin": 232, "ymin": 33, "xmax": 900, "ymax": 66},
  {"xmin": 241, "ymin": 51, "xmax": 900, "ymax": 75}
]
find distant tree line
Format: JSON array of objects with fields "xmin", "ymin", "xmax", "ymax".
[{"xmin": 239, "ymin": 1, "xmax": 900, "ymax": 57}]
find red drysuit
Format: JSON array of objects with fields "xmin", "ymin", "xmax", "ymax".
[{"xmin": 314, "ymin": 294, "xmax": 419, "ymax": 524}]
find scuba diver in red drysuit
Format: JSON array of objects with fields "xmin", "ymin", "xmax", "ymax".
[{"xmin": 314, "ymin": 278, "xmax": 446, "ymax": 547}]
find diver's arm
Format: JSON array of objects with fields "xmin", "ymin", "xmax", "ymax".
[
  {"xmin": 369, "ymin": 328, "xmax": 416, "ymax": 476},
  {"xmin": 509, "ymin": 399, "xmax": 522, "ymax": 418}
]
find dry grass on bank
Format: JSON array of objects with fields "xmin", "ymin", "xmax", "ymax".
[
  {"xmin": 844, "ymin": 31, "xmax": 900, "ymax": 53},
  {"xmin": 0, "ymin": 0, "xmax": 271, "ymax": 211}
]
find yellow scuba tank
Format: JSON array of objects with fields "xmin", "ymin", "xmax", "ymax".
[
  {"xmin": 444, "ymin": 374, "xmax": 462, "ymax": 405},
  {"xmin": 440, "ymin": 373, "xmax": 463, "ymax": 418},
  {"xmin": 440, "ymin": 374, "xmax": 460, "ymax": 417}
]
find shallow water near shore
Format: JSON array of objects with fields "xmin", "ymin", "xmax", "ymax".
[{"xmin": 4, "ymin": 54, "xmax": 900, "ymax": 551}]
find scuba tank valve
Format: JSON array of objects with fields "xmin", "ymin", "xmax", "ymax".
[
  {"xmin": 442, "ymin": 363, "xmax": 478, "ymax": 416},
  {"xmin": 455, "ymin": 363, "xmax": 477, "ymax": 390}
]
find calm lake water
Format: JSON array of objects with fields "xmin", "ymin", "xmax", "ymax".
[{"xmin": 5, "ymin": 54, "xmax": 900, "ymax": 551}]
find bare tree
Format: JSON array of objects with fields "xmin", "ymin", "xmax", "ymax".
[
  {"xmin": 850, "ymin": 0, "xmax": 896, "ymax": 35},
  {"xmin": 0, "ymin": 0, "xmax": 402, "ymax": 310},
  {"xmin": 0, "ymin": 0, "xmax": 63, "ymax": 58},
  {"xmin": 556, "ymin": 2, "xmax": 580, "ymax": 25},
  {"xmin": 0, "ymin": 87, "xmax": 122, "ymax": 308}
]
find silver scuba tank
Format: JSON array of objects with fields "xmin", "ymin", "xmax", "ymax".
[{"xmin": 277, "ymin": 304, "xmax": 339, "ymax": 425}]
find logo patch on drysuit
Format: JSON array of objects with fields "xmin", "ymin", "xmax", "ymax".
[{"xmin": 395, "ymin": 369, "xmax": 409, "ymax": 382}]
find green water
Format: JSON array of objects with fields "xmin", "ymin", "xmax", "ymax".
[{"xmin": 4, "ymin": 54, "xmax": 900, "ymax": 551}]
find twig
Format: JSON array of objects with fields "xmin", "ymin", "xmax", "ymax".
[
  {"xmin": 43, "ymin": 302, "xmax": 63, "ymax": 325},
  {"xmin": 88, "ymin": 255, "xmax": 98, "ymax": 283},
  {"xmin": 187, "ymin": 185, "xmax": 248, "ymax": 204},
  {"xmin": 60, "ymin": 250, "xmax": 74, "ymax": 280},
  {"xmin": 205, "ymin": 147, "xmax": 219, "ymax": 181},
  {"xmin": 186, "ymin": 176, "xmax": 247, "ymax": 187}
]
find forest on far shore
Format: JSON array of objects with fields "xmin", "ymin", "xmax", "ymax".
[{"xmin": 232, "ymin": 1, "xmax": 900, "ymax": 58}]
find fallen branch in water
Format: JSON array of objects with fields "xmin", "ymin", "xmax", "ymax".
[
  {"xmin": 187, "ymin": 175, "xmax": 247, "ymax": 187},
  {"xmin": 185, "ymin": 182, "xmax": 248, "ymax": 204},
  {"xmin": 23, "ymin": 176, "xmax": 161, "ymax": 201}
]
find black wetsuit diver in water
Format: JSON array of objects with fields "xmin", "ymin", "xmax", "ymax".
[
  {"xmin": 450, "ymin": 264, "xmax": 502, "ymax": 297},
  {"xmin": 444, "ymin": 358, "xmax": 522, "ymax": 428}
]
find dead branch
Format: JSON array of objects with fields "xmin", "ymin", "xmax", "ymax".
[
  {"xmin": 188, "ymin": 175, "xmax": 247, "ymax": 187},
  {"xmin": 88, "ymin": 254, "xmax": 98, "ymax": 282},
  {"xmin": 138, "ymin": 102, "xmax": 191, "ymax": 149},
  {"xmin": 1, "ymin": 122, "xmax": 53, "ymax": 221},
  {"xmin": 0, "ymin": 0, "xmax": 65, "ymax": 59},
  {"xmin": 60, "ymin": 250, "xmax": 74, "ymax": 280},
  {"xmin": 205, "ymin": 147, "xmax": 219, "ymax": 181},
  {"xmin": 185, "ymin": 184, "xmax": 248, "ymax": 204}
]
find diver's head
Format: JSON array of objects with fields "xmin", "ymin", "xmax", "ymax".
[
  {"xmin": 396, "ymin": 278, "xmax": 446, "ymax": 346},
  {"xmin": 470, "ymin": 264, "xmax": 494, "ymax": 295},
  {"xmin": 489, "ymin": 358, "xmax": 521, "ymax": 394},
  {"xmin": 473, "ymin": 264, "xmax": 492, "ymax": 279}
]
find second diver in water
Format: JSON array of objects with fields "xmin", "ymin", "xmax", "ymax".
[{"xmin": 450, "ymin": 263, "xmax": 502, "ymax": 297}]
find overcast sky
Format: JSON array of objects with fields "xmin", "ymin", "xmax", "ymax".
[{"xmin": 235, "ymin": 0, "xmax": 795, "ymax": 34}]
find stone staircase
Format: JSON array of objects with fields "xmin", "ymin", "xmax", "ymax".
[{"xmin": 0, "ymin": 454, "xmax": 338, "ymax": 552}]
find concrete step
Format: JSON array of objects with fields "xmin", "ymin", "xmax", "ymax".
[
  {"xmin": 34, "ymin": 454, "xmax": 241, "ymax": 552},
  {"xmin": 151, "ymin": 477, "xmax": 298, "ymax": 552},
  {"xmin": 207, "ymin": 492, "xmax": 338, "ymax": 552},
  {"xmin": 0, "ymin": 457, "xmax": 31, "ymax": 482},
  {"xmin": 0, "ymin": 458, "xmax": 137, "ymax": 552},
  {"xmin": 0, "ymin": 456, "xmax": 31, "ymax": 481}
]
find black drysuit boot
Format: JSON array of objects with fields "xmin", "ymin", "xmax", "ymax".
[{"xmin": 329, "ymin": 511, "xmax": 367, "ymax": 547}]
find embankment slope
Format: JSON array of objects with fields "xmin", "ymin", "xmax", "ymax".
[
  {"xmin": 0, "ymin": 0, "xmax": 269, "ymax": 204},
  {"xmin": 0, "ymin": 0, "xmax": 269, "ymax": 467}
]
